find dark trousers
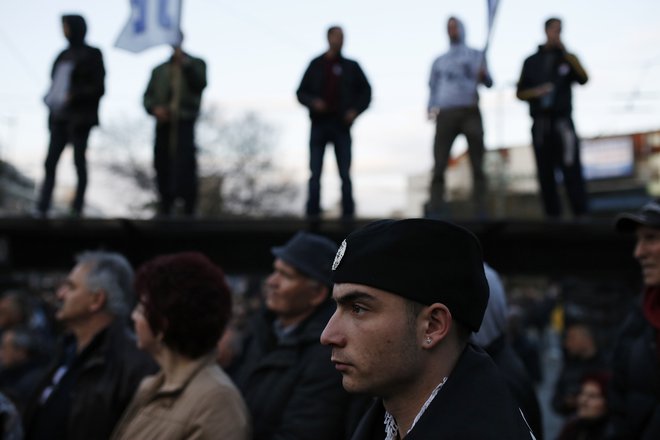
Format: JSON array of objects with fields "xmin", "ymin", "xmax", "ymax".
[
  {"xmin": 428, "ymin": 107, "xmax": 487, "ymax": 213},
  {"xmin": 154, "ymin": 119, "xmax": 197, "ymax": 215},
  {"xmin": 306, "ymin": 118, "xmax": 354, "ymax": 217},
  {"xmin": 38, "ymin": 121, "xmax": 91, "ymax": 215},
  {"xmin": 531, "ymin": 116, "xmax": 588, "ymax": 217}
]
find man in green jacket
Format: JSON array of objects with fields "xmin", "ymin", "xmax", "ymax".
[{"xmin": 144, "ymin": 35, "xmax": 206, "ymax": 217}]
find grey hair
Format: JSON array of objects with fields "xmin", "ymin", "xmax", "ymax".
[{"xmin": 75, "ymin": 251, "xmax": 134, "ymax": 318}]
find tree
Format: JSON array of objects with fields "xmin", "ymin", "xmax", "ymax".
[{"xmin": 94, "ymin": 109, "xmax": 299, "ymax": 218}]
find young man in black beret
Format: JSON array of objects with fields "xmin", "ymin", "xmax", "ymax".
[{"xmin": 321, "ymin": 219, "xmax": 535, "ymax": 439}]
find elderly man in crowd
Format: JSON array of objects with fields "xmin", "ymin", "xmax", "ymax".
[
  {"xmin": 321, "ymin": 219, "xmax": 534, "ymax": 439},
  {"xmin": 229, "ymin": 231, "xmax": 365, "ymax": 439},
  {"xmin": 22, "ymin": 251, "xmax": 157, "ymax": 440}
]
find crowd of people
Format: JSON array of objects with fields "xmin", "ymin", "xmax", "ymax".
[
  {"xmin": 7, "ymin": 8, "xmax": 657, "ymax": 440},
  {"xmin": 0, "ymin": 196, "xmax": 658, "ymax": 439}
]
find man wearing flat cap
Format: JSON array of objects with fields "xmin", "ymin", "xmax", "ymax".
[
  {"xmin": 607, "ymin": 200, "xmax": 660, "ymax": 439},
  {"xmin": 228, "ymin": 231, "xmax": 366, "ymax": 440},
  {"xmin": 321, "ymin": 218, "xmax": 535, "ymax": 439}
]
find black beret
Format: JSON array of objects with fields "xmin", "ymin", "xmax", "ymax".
[{"xmin": 331, "ymin": 218, "xmax": 489, "ymax": 332}]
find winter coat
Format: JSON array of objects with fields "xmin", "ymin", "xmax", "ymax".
[
  {"xmin": 47, "ymin": 14, "xmax": 105, "ymax": 127},
  {"xmin": 143, "ymin": 52, "xmax": 207, "ymax": 121},
  {"xmin": 296, "ymin": 53, "xmax": 371, "ymax": 122},
  {"xmin": 111, "ymin": 357, "xmax": 250, "ymax": 440},
  {"xmin": 605, "ymin": 304, "xmax": 660, "ymax": 439},
  {"xmin": 23, "ymin": 320, "xmax": 158, "ymax": 440},
  {"xmin": 350, "ymin": 344, "xmax": 533, "ymax": 440},
  {"xmin": 229, "ymin": 300, "xmax": 362, "ymax": 440}
]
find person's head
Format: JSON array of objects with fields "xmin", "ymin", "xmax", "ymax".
[
  {"xmin": 0, "ymin": 328, "xmax": 36, "ymax": 368},
  {"xmin": 544, "ymin": 17, "xmax": 562, "ymax": 47},
  {"xmin": 447, "ymin": 16, "xmax": 465, "ymax": 44},
  {"xmin": 56, "ymin": 251, "xmax": 134, "ymax": 326},
  {"xmin": 133, "ymin": 252, "xmax": 232, "ymax": 360},
  {"xmin": 563, "ymin": 322, "xmax": 597, "ymax": 359},
  {"xmin": 62, "ymin": 14, "xmax": 87, "ymax": 46},
  {"xmin": 615, "ymin": 199, "xmax": 660, "ymax": 286},
  {"xmin": 576, "ymin": 371, "xmax": 611, "ymax": 420},
  {"xmin": 321, "ymin": 219, "xmax": 489, "ymax": 396},
  {"xmin": 0, "ymin": 291, "xmax": 30, "ymax": 330},
  {"xmin": 266, "ymin": 232, "xmax": 338, "ymax": 326},
  {"xmin": 327, "ymin": 26, "xmax": 344, "ymax": 54}
]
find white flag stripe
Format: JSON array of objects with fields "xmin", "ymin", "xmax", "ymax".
[{"xmin": 115, "ymin": 0, "xmax": 182, "ymax": 53}]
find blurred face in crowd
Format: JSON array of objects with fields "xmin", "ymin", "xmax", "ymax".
[
  {"xmin": 132, "ymin": 300, "xmax": 159, "ymax": 354},
  {"xmin": 321, "ymin": 283, "xmax": 422, "ymax": 396},
  {"xmin": 327, "ymin": 27, "xmax": 344, "ymax": 54},
  {"xmin": 576, "ymin": 380, "xmax": 607, "ymax": 420},
  {"xmin": 447, "ymin": 18, "xmax": 460, "ymax": 43},
  {"xmin": 265, "ymin": 259, "xmax": 326, "ymax": 326},
  {"xmin": 563, "ymin": 324, "xmax": 596, "ymax": 359},
  {"xmin": 56, "ymin": 262, "xmax": 100, "ymax": 325},
  {"xmin": 0, "ymin": 297, "xmax": 20, "ymax": 329},
  {"xmin": 634, "ymin": 226, "xmax": 660, "ymax": 286},
  {"xmin": 545, "ymin": 19, "xmax": 562, "ymax": 48},
  {"xmin": 0, "ymin": 331, "xmax": 27, "ymax": 367}
]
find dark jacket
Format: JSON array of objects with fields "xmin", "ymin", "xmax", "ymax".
[
  {"xmin": 143, "ymin": 52, "xmax": 207, "ymax": 121},
  {"xmin": 517, "ymin": 46, "xmax": 587, "ymax": 118},
  {"xmin": 229, "ymin": 300, "xmax": 364, "ymax": 440},
  {"xmin": 350, "ymin": 344, "xmax": 533, "ymax": 440},
  {"xmin": 48, "ymin": 15, "xmax": 105, "ymax": 127},
  {"xmin": 296, "ymin": 53, "xmax": 371, "ymax": 122},
  {"xmin": 559, "ymin": 416, "xmax": 609, "ymax": 440},
  {"xmin": 486, "ymin": 335, "xmax": 544, "ymax": 440},
  {"xmin": 23, "ymin": 320, "xmax": 158, "ymax": 440},
  {"xmin": 605, "ymin": 304, "xmax": 660, "ymax": 440}
]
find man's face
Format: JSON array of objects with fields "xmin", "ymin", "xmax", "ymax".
[
  {"xmin": 320, "ymin": 283, "xmax": 422, "ymax": 397},
  {"xmin": 131, "ymin": 300, "xmax": 158, "ymax": 353},
  {"xmin": 265, "ymin": 259, "xmax": 323, "ymax": 324},
  {"xmin": 327, "ymin": 28, "xmax": 344, "ymax": 53},
  {"xmin": 0, "ymin": 331, "xmax": 26, "ymax": 367},
  {"xmin": 545, "ymin": 20, "xmax": 562, "ymax": 47},
  {"xmin": 55, "ymin": 263, "xmax": 98, "ymax": 324},
  {"xmin": 447, "ymin": 18, "xmax": 460, "ymax": 43},
  {"xmin": 634, "ymin": 226, "xmax": 660, "ymax": 286}
]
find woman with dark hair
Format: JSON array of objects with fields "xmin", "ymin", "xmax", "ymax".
[
  {"xmin": 557, "ymin": 371, "xmax": 611, "ymax": 440},
  {"xmin": 111, "ymin": 252, "xmax": 250, "ymax": 440}
]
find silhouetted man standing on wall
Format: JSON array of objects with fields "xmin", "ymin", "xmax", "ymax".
[
  {"xmin": 38, "ymin": 15, "xmax": 105, "ymax": 218},
  {"xmin": 517, "ymin": 17, "xmax": 589, "ymax": 219},
  {"xmin": 297, "ymin": 26, "xmax": 371, "ymax": 220},
  {"xmin": 144, "ymin": 34, "xmax": 207, "ymax": 217},
  {"xmin": 427, "ymin": 16, "xmax": 492, "ymax": 219}
]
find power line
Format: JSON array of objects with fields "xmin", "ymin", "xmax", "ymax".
[{"xmin": 0, "ymin": 27, "xmax": 41, "ymax": 85}]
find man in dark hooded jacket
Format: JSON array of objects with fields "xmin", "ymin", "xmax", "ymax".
[{"xmin": 37, "ymin": 15, "xmax": 104, "ymax": 218}]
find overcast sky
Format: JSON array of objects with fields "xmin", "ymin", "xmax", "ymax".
[{"xmin": 1, "ymin": 0, "xmax": 659, "ymax": 217}]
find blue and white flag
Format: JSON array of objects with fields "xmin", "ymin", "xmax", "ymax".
[{"xmin": 115, "ymin": 0, "xmax": 182, "ymax": 53}]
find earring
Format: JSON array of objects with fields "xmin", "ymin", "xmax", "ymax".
[{"xmin": 425, "ymin": 336, "xmax": 432, "ymax": 345}]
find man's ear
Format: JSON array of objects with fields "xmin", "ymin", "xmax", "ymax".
[
  {"xmin": 89, "ymin": 289, "xmax": 107, "ymax": 313},
  {"xmin": 309, "ymin": 284, "xmax": 330, "ymax": 308},
  {"xmin": 420, "ymin": 303, "xmax": 452, "ymax": 349}
]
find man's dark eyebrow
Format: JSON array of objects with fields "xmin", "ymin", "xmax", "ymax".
[{"xmin": 334, "ymin": 291, "xmax": 376, "ymax": 305}]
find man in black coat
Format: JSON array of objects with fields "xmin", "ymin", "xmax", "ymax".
[
  {"xmin": 229, "ymin": 232, "xmax": 366, "ymax": 440},
  {"xmin": 608, "ymin": 200, "xmax": 660, "ymax": 439},
  {"xmin": 22, "ymin": 251, "xmax": 157, "ymax": 440},
  {"xmin": 37, "ymin": 15, "xmax": 105, "ymax": 217},
  {"xmin": 516, "ymin": 17, "xmax": 589, "ymax": 219},
  {"xmin": 296, "ymin": 26, "xmax": 371, "ymax": 220},
  {"xmin": 321, "ymin": 219, "xmax": 534, "ymax": 439}
]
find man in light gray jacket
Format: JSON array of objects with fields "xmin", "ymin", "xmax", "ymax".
[{"xmin": 427, "ymin": 16, "xmax": 492, "ymax": 218}]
